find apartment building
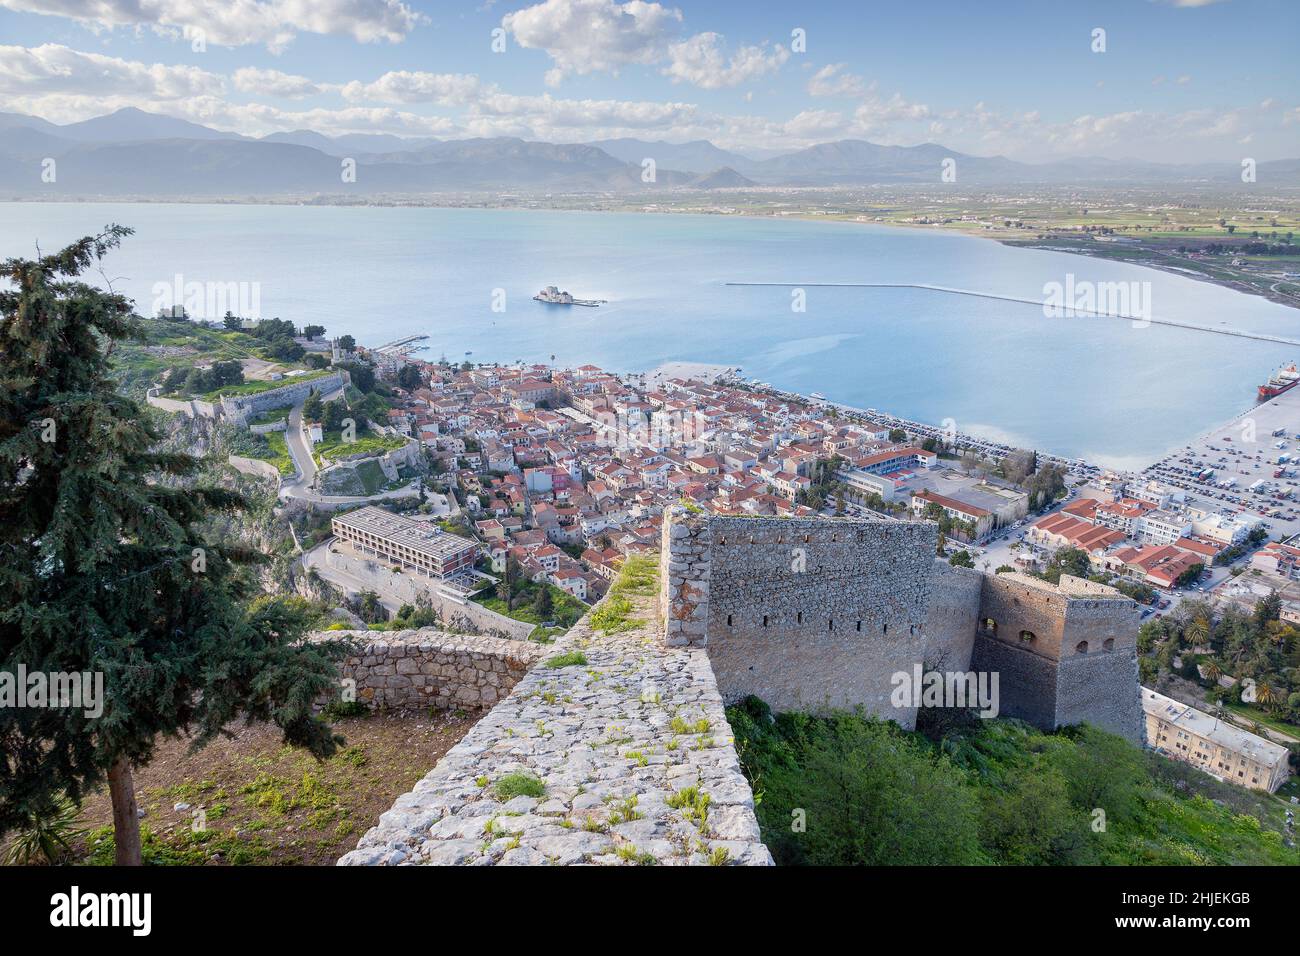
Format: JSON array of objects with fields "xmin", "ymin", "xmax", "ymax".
[{"xmin": 1142, "ymin": 688, "xmax": 1290, "ymax": 792}]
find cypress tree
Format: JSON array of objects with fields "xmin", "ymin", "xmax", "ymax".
[{"xmin": 0, "ymin": 226, "xmax": 347, "ymax": 864}]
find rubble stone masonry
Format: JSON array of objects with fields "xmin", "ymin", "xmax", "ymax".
[{"xmin": 317, "ymin": 629, "xmax": 544, "ymax": 712}]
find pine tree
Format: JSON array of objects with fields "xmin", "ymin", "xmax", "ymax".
[{"xmin": 0, "ymin": 227, "xmax": 347, "ymax": 864}]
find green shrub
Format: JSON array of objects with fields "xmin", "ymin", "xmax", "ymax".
[
  {"xmin": 494, "ymin": 773, "xmax": 546, "ymax": 800},
  {"xmin": 544, "ymin": 651, "xmax": 588, "ymax": 668}
]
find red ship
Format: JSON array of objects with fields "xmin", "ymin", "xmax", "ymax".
[{"xmin": 1258, "ymin": 362, "xmax": 1300, "ymax": 401}]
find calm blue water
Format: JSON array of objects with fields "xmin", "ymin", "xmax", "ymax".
[{"xmin": 3, "ymin": 201, "xmax": 1298, "ymax": 469}]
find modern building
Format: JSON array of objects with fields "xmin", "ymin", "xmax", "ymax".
[
  {"xmin": 1142, "ymin": 688, "xmax": 1290, "ymax": 792},
  {"xmin": 910, "ymin": 488, "xmax": 994, "ymax": 541},
  {"xmin": 331, "ymin": 506, "xmax": 479, "ymax": 579}
]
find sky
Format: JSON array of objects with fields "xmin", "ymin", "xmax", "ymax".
[{"xmin": 0, "ymin": 0, "xmax": 1297, "ymax": 162}]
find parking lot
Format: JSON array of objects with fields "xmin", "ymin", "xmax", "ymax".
[{"xmin": 1140, "ymin": 386, "xmax": 1300, "ymax": 544}]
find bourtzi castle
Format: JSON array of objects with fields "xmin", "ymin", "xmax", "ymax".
[{"xmin": 337, "ymin": 510, "xmax": 1142, "ymax": 866}]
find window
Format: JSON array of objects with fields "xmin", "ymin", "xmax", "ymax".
[
  {"xmin": 855, "ymin": 620, "xmax": 862, "ymax": 632},
  {"xmin": 982, "ymin": 618, "xmax": 997, "ymax": 635},
  {"xmin": 797, "ymin": 612, "xmax": 803, "ymax": 624},
  {"xmin": 1076, "ymin": 641, "xmax": 1089, "ymax": 654},
  {"xmin": 762, "ymin": 615, "xmax": 768, "ymax": 627},
  {"xmin": 1103, "ymin": 638, "xmax": 1114, "ymax": 651},
  {"xmin": 727, "ymin": 614, "xmax": 733, "ymax": 627},
  {"xmin": 1019, "ymin": 630, "xmax": 1035, "ymax": 643}
]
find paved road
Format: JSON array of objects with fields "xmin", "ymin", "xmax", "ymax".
[
  {"xmin": 283, "ymin": 401, "xmax": 317, "ymax": 490},
  {"xmin": 276, "ymin": 388, "xmax": 427, "ymax": 507}
]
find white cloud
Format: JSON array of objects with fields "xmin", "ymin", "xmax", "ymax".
[
  {"xmin": 469, "ymin": 90, "xmax": 698, "ymax": 131},
  {"xmin": 853, "ymin": 93, "xmax": 930, "ymax": 130},
  {"xmin": 807, "ymin": 63, "xmax": 866, "ymax": 98},
  {"xmin": 233, "ymin": 67, "xmax": 323, "ymax": 98},
  {"xmin": 661, "ymin": 32, "xmax": 788, "ymax": 89},
  {"xmin": 0, "ymin": 43, "xmax": 224, "ymax": 99},
  {"xmin": 0, "ymin": 0, "xmax": 422, "ymax": 52},
  {"xmin": 502, "ymin": 0, "xmax": 682, "ymax": 85},
  {"xmin": 340, "ymin": 71, "xmax": 482, "ymax": 106}
]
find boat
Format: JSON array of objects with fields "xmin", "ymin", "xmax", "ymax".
[
  {"xmin": 533, "ymin": 285, "xmax": 606, "ymax": 307},
  {"xmin": 1257, "ymin": 362, "xmax": 1300, "ymax": 401},
  {"xmin": 810, "ymin": 392, "xmax": 826, "ymax": 401}
]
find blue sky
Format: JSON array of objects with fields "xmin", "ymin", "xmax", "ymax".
[{"xmin": 0, "ymin": 0, "xmax": 1296, "ymax": 161}]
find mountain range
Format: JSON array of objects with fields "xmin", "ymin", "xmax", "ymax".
[{"xmin": 1, "ymin": 107, "xmax": 1295, "ymax": 198}]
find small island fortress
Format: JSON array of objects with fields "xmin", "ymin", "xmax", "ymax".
[
  {"xmin": 533, "ymin": 285, "xmax": 606, "ymax": 307},
  {"xmin": 338, "ymin": 510, "xmax": 1142, "ymax": 866}
]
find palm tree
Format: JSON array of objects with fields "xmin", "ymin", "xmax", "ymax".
[
  {"xmin": 1255, "ymin": 681, "xmax": 1277, "ymax": 710},
  {"xmin": 1202, "ymin": 659, "xmax": 1223, "ymax": 684},
  {"xmin": 1185, "ymin": 615, "xmax": 1210, "ymax": 648}
]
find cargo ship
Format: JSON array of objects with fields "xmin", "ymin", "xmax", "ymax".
[
  {"xmin": 1257, "ymin": 362, "xmax": 1300, "ymax": 401},
  {"xmin": 533, "ymin": 285, "xmax": 606, "ymax": 307}
]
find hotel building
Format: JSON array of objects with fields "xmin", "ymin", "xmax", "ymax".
[{"xmin": 331, "ymin": 506, "xmax": 479, "ymax": 579}]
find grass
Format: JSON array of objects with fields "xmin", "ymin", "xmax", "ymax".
[
  {"xmin": 544, "ymin": 651, "xmax": 588, "ymax": 668},
  {"xmin": 248, "ymin": 406, "xmax": 291, "ymax": 426},
  {"xmin": 1223, "ymin": 702, "xmax": 1300, "ymax": 742},
  {"xmin": 227, "ymin": 428, "xmax": 294, "ymax": 476},
  {"xmin": 494, "ymin": 772, "xmax": 546, "ymax": 800},
  {"xmin": 201, "ymin": 368, "xmax": 335, "ymax": 401},
  {"xmin": 48, "ymin": 713, "xmax": 477, "ymax": 866},
  {"xmin": 586, "ymin": 554, "xmax": 659, "ymax": 634},
  {"xmin": 314, "ymin": 429, "xmax": 408, "ymax": 464},
  {"xmin": 666, "ymin": 785, "xmax": 711, "ymax": 827}
]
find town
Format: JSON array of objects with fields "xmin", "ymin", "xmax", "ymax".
[{"xmin": 125, "ymin": 305, "xmax": 1300, "ymax": 807}]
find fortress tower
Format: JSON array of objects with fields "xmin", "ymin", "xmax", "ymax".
[
  {"xmin": 970, "ymin": 572, "xmax": 1143, "ymax": 741},
  {"xmin": 660, "ymin": 508, "xmax": 1143, "ymax": 742}
]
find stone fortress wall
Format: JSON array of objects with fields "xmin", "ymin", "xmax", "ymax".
[
  {"xmin": 662, "ymin": 512, "xmax": 938, "ymax": 725},
  {"xmin": 146, "ymin": 370, "xmax": 347, "ymax": 423},
  {"xmin": 222, "ymin": 370, "xmax": 347, "ymax": 423},
  {"xmin": 318, "ymin": 629, "xmax": 544, "ymax": 712},
  {"xmin": 659, "ymin": 508, "xmax": 1143, "ymax": 741}
]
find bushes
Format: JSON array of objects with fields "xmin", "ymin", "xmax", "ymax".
[
  {"xmin": 729, "ymin": 698, "xmax": 984, "ymax": 866},
  {"xmin": 728, "ymin": 697, "xmax": 1300, "ymax": 867}
]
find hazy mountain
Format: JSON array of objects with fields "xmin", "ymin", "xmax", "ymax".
[
  {"xmin": 54, "ymin": 107, "xmax": 245, "ymax": 142},
  {"xmin": 0, "ymin": 126, "xmax": 74, "ymax": 160},
  {"xmin": 690, "ymin": 167, "xmax": 757, "ymax": 188},
  {"xmin": 0, "ymin": 108, "xmax": 1295, "ymax": 195},
  {"xmin": 747, "ymin": 140, "xmax": 1030, "ymax": 185},
  {"xmin": 587, "ymin": 138, "xmax": 760, "ymax": 175},
  {"xmin": 259, "ymin": 130, "xmax": 439, "ymax": 156},
  {"xmin": 0, "ymin": 134, "xmax": 693, "ymax": 195},
  {"xmin": 0, "ymin": 111, "xmax": 65, "ymax": 135},
  {"xmin": 260, "ymin": 130, "xmax": 340, "ymax": 152}
]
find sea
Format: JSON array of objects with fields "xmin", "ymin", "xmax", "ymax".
[{"xmin": 3, "ymin": 201, "xmax": 1298, "ymax": 470}]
